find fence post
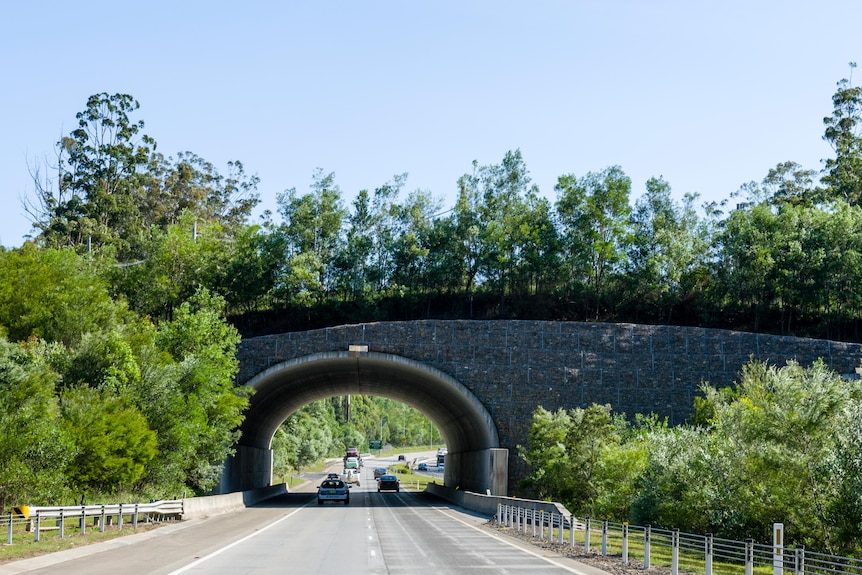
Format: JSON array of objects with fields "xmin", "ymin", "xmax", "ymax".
[
  {"xmin": 706, "ymin": 534, "xmax": 713, "ymax": 575},
  {"xmin": 602, "ymin": 520, "xmax": 608, "ymax": 556},
  {"xmin": 540, "ymin": 510, "xmax": 546, "ymax": 541},
  {"xmin": 133, "ymin": 503, "xmax": 139, "ymax": 529},
  {"xmin": 118, "ymin": 504, "xmax": 123, "ymax": 530},
  {"xmin": 745, "ymin": 539, "xmax": 754, "ymax": 575},
  {"xmin": 80, "ymin": 506, "xmax": 86, "ymax": 534},
  {"xmin": 773, "ymin": 523, "xmax": 784, "ymax": 575},
  {"xmin": 644, "ymin": 525, "xmax": 651, "ymax": 570},
  {"xmin": 558, "ymin": 513, "xmax": 564, "ymax": 544},
  {"xmin": 99, "ymin": 505, "xmax": 106, "ymax": 532},
  {"xmin": 794, "ymin": 546, "xmax": 805, "ymax": 575},
  {"xmin": 59, "ymin": 509, "xmax": 65, "ymax": 538},
  {"xmin": 672, "ymin": 529, "xmax": 680, "ymax": 575},
  {"xmin": 622, "ymin": 522, "xmax": 629, "ymax": 564},
  {"xmin": 585, "ymin": 517, "xmax": 591, "ymax": 553},
  {"xmin": 569, "ymin": 515, "xmax": 575, "ymax": 548},
  {"xmin": 7, "ymin": 512, "xmax": 12, "ymax": 545},
  {"xmin": 530, "ymin": 509, "xmax": 535, "ymax": 537},
  {"xmin": 497, "ymin": 503, "xmax": 502, "ymax": 526},
  {"xmin": 33, "ymin": 512, "xmax": 41, "ymax": 543}
]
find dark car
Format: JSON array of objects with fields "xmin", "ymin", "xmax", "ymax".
[
  {"xmin": 317, "ymin": 479, "xmax": 350, "ymax": 504},
  {"xmin": 417, "ymin": 463, "xmax": 428, "ymax": 471},
  {"xmin": 326, "ymin": 473, "xmax": 340, "ymax": 480},
  {"xmin": 397, "ymin": 454, "xmax": 406, "ymax": 461},
  {"xmin": 373, "ymin": 467, "xmax": 387, "ymax": 479},
  {"xmin": 377, "ymin": 474, "xmax": 400, "ymax": 492}
]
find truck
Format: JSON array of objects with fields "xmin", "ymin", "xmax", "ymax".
[{"xmin": 436, "ymin": 447, "xmax": 447, "ymax": 467}]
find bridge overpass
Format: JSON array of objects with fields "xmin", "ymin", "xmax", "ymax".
[{"xmin": 223, "ymin": 320, "xmax": 862, "ymax": 495}]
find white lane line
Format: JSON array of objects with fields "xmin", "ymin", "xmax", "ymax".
[
  {"xmin": 432, "ymin": 508, "xmax": 593, "ymax": 575},
  {"xmin": 165, "ymin": 502, "xmax": 312, "ymax": 575}
]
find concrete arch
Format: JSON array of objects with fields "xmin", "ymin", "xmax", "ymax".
[{"xmin": 221, "ymin": 350, "xmax": 507, "ymax": 494}]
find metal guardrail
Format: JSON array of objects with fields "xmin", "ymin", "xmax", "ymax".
[
  {"xmin": 495, "ymin": 503, "xmax": 862, "ymax": 575},
  {"xmin": 2, "ymin": 500, "xmax": 183, "ymax": 544}
]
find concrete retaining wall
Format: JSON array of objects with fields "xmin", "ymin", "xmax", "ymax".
[
  {"xmin": 426, "ymin": 483, "xmax": 570, "ymax": 520},
  {"xmin": 182, "ymin": 483, "xmax": 287, "ymax": 520}
]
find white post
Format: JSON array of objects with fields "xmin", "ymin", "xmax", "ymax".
[
  {"xmin": 558, "ymin": 513, "xmax": 564, "ymax": 544},
  {"xmin": 622, "ymin": 522, "xmax": 629, "ymax": 564},
  {"xmin": 672, "ymin": 529, "xmax": 679, "ymax": 575},
  {"xmin": 773, "ymin": 523, "xmax": 784, "ymax": 575},
  {"xmin": 644, "ymin": 525, "xmax": 651, "ymax": 570},
  {"xmin": 706, "ymin": 534, "xmax": 713, "ymax": 575}
]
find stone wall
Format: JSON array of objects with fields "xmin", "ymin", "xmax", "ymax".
[{"xmin": 237, "ymin": 320, "xmax": 862, "ymax": 485}]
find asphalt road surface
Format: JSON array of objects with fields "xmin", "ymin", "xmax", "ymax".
[{"xmin": 1, "ymin": 457, "xmax": 605, "ymax": 575}]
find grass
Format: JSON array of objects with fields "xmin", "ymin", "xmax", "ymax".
[
  {"xmin": 388, "ymin": 463, "xmax": 439, "ymax": 491},
  {"xmin": 521, "ymin": 523, "xmax": 776, "ymax": 575},
  {"xmin": 0, "ymin": 520, "xmax": 163, "ymax": 564}
]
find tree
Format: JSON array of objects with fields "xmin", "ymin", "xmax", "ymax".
[
  {"xmin": 60, "ymin": 385, "xmax": 157, "ymax": 497},
  {"xmin": 822, "ymin": 63, "xmax": 862, "ymax": 205},
  {"xmin": 0, "ymin": 245, "xmax": 129, "ymax": 345},
  {"xmin": 556, "ymin": 166, "xmax": 632, "ymax": 318},
  {"xmin": 625, "ymin": 178, "xmax": 708, "ymax": 322},
  {"xmin": 142, "ymin": 151, "xmax": 260, "ymax": 232},
  {"xmin": 0, "ymin": 337, "xmax": 73, "ymax": 507},
  {"xmin": 32, "ymin": 93, "xmax": 156, "ymax": 256},
  {"xmin": 150, "ymin": 288, "xmax": 250, "ymax": 493},
  {"xmin": 274, "ymin": 169, "xmax": 346, "ymax": 305}
]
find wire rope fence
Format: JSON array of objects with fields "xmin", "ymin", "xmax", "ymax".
[{"xmin": 495, "ymin": 503, "xmax": 862, "ymax": 575}]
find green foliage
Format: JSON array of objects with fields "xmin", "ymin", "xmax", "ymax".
[
  {"xmin": 151, "ymin": 288, "xmax": 250, "ymax": 493},
  {"xmin": 0, "ymin": 337, "xmax": 73, "ymax": 508},
  {"xmin": 0, "ymin": 245, "xmax": 128, "ymax": 345},
  {"xmin": 521, "ymin": 361, "xmax": 862, "ymax": 555},
  {"xmin": 518, "ymin": 404, "xmax": 641, "ymax": 517},
  {"xmin": 60, "ymin": 385, "xmax": 157, "ymax": 497}
]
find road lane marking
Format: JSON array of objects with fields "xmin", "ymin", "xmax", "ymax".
[
  {"xmin": 164, "ymin": 502, "xmax": 312, "ymax": 575},
  {"xmin": 432, "ymin": 507, "xmax": 594, "ymax": 575}
]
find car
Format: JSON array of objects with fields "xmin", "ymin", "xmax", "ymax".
[
  {"xmin": 344, "ymin": 456, "xmax": 360, "ymax": 469},
  {"xmin": 341, "ymin": 468, "xmax": 361, "ymax": 486},
  {"xmin": 397, "ymin": 454, "xmax": 406, "ymax": 461},
  {"xmin": 373, "ymin": 467, "xmax": 387, "ymax": 479},
  {"xmin": 377, "ymin": 474, "xmax": 400, "ymax": 492},
  {"xmin": 417, "ymin": 462, "xmax": 428, "ymax": 471},
  {"xmin": 346, "ymin": 447, "xmax": 360, "ymax": 458},
  {"xmin": 326, "ymin": 473, "xmax": 340, "ymax": 480},
  {"xmin": 317, "ymin": 479, "xmax": 350, "ymax": 504}
]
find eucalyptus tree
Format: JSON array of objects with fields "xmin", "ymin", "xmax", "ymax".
[
  {"xmin": 555, "ymin": 166, "xmax": 632, "ymax": 318},
  {"xmin": 388, "ymin": 188, "xmax": 443, "ymax": 294},
  {"xmin": 332, "ymin": 189, "xmax": 375, "ymax": 301},
  {"xmin": 30, "ymin": 93, "xmax": 156, "ymax": 257},
  {"xmin": 142, "ymin": 151, "xmax": 259, "ymax": 231},
  {"xmin": 822, "ymin": 63, "xmax": 862, "ymax": 205},
  {"xmin": 475, "ymin": 150, "xmax": 535, "ymax": 296},
  {"xmin": 713, "ymin": 203, "xmax": 778, "ymax": 330},
  {"xmin": 625, "ymin": 178, "xmax": 708, "ymax": 322},
  {"xmin": 274, "ymin": 169, "xmax": 346, "ymax": 305}
]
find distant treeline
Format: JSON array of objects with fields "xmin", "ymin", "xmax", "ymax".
[{"xmin": 21, "ymin": 72, "xmax": 862, "ymax": 341}]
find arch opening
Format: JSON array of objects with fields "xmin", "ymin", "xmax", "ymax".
[{"xmin": 221, "ymin": 351, "xmax": 506, "ymax": 495}]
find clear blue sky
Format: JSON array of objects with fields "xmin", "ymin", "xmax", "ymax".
[{"xmin": 1, "ymin": 1, "xmax": 859, "ymax": 247}]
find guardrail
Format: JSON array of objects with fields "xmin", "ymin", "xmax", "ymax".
[
  {"xmin": 495, "ymin": 503, "xmax": 862, "ymax": 575},
  {"xmin": 2, "ymin": 500, "xmax": 183, "ymax": 544}
]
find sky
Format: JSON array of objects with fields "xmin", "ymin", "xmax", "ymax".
[{"xmin": 1, "ymin": 1, "xmax": 860, "ymax": 248}]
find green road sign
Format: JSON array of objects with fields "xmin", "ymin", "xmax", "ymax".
[{"xmin": 369, "ymin": 440, "xmax": 382, "ymax": 449}]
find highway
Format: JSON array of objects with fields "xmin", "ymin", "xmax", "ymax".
[{"xmin": 2, "ymin": 455, "xmax": 601, "ymax": 575}]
